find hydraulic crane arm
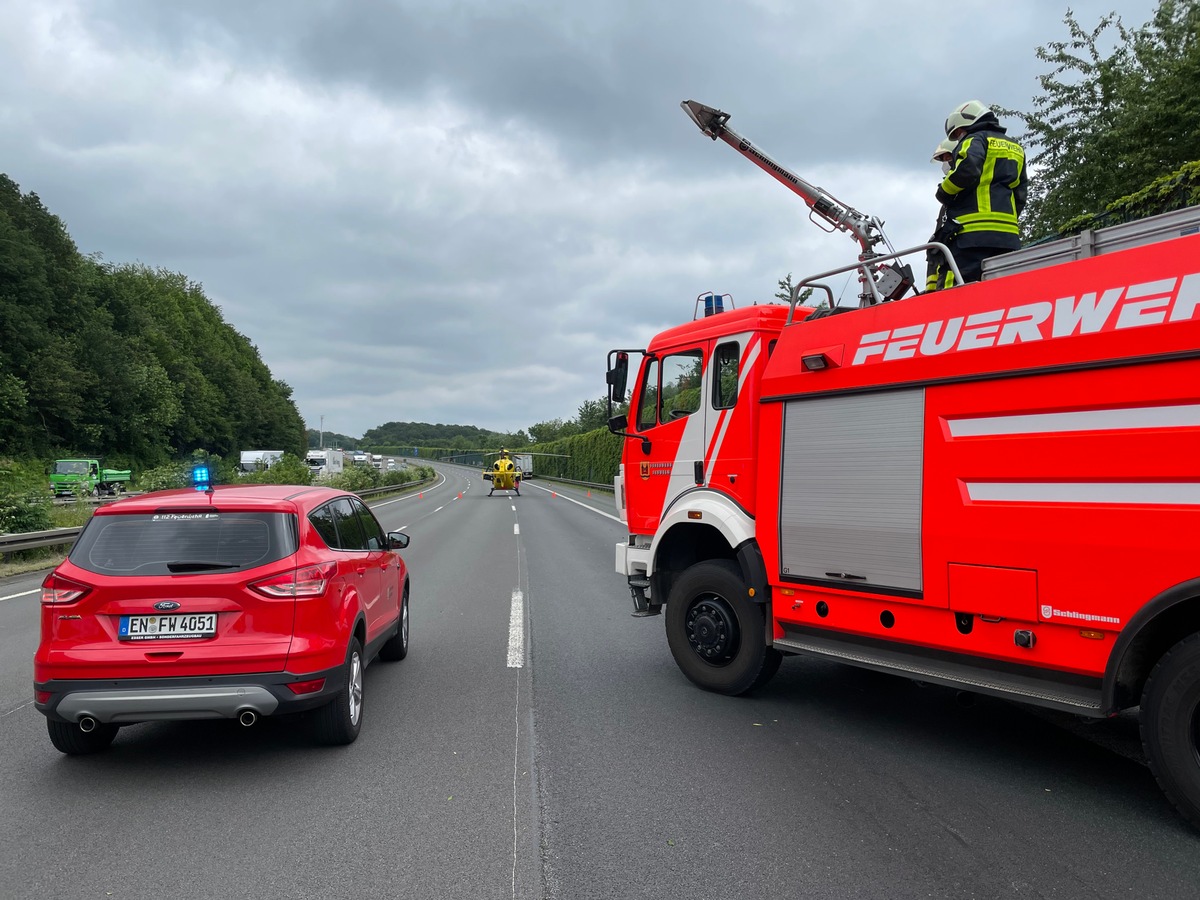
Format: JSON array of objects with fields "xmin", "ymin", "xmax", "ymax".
[{"xmin": 681, "ymin": 100, "xmax": 890, "ymax": 258}]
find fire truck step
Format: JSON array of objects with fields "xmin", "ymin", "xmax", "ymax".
[{"xmin": 775, "ymin": 629, "xmax": 1104, "ymax": 716}]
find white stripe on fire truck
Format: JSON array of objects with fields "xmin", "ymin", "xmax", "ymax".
[
  {"xmin": 949, "ymin": 403, "xmax": 1200, "ymax": 437},
  {"xmin": 965, "ymin": 482, "xmax": 1200, "ymax": 505}
]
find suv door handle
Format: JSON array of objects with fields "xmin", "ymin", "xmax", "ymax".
[{"xmin": 356, "ymin": 566, "xmax": 367, "ymax": 576}]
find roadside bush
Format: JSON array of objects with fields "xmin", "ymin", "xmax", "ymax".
[
  {"xmin": 0, "ymin": 459, "xmax": 54, "ymax": 534},
  {"xmin": 381, "ymin": 466, "xmax": 430, "ymax": 487},
  {"xmin": 137, "ymin": 462, "xmax": 190, "ymax": 493},
  {"xmin": 236, "ymin": 453, "xmax": 311, "ymax": 486},
  {"xmin": 328, "ymin": 463, "xmax": 380, "ymax": 492}
]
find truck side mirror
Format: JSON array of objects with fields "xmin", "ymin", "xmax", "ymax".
[
  {"xmin": 607, "ymin": 352, "xmax": 629, "ymax": 403},
  {"xmin": 608, "ymin": 414, "xmax": 628, "ymax": 434}
]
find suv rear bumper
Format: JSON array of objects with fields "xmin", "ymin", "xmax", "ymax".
[{"xmin": 35, "ymin": 668, "xmax": 343, "ymax": 724}]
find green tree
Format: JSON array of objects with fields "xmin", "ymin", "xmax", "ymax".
[
  {"xmin": 775, "ymin": 273, "xmax": 817, "ymax": 308},
  {"xmin": 529, "ymin": 418, "xmax": 576, "ymax": 443},
  {"xmin": 1006, "ymin": 0, "xmax": 1200, "ymax": 239},
  {"xmin": 576, "ymin": 398, "xmax": 609, "ymax": 433}
]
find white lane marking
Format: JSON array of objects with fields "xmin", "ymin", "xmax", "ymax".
[
  {"xmin": 510, "ymin": 665, "xmax": 521, "ymax": 899},
  {"xmin": 526, "ymin": 483, "xmax": 623, "ymax": 523},
  {"xmin": 514, "ymin": 524, "xmax": 520, "ymax": 535},
  {"xmin": 507, "ymin": 590, "xmax": 524, "ymax": 668},
  {"xmin": 511, "ymin": 505, "xmax": 516, "ymax": 511},
  {"xmin": 0, "ymin": 589, "xmax": 39, "ymax": 603},
  {"xmin": 0, "ymin": 699, "xmax": 34, "ymax": 718},
  {"xmin": 434, "ymin": 506, "xmax": 444, "ymax": 513}
]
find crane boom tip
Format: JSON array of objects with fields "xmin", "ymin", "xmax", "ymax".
[{"xmin": 681, "ymin": 100, "xmax": 728, "ymax": 140}]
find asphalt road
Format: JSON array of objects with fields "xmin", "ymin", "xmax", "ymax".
[{"xmin": 1, "ymin": 465, "xmax": 1198, "ymax": 899}]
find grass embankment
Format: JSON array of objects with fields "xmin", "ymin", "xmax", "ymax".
[{"xmin": 0, "ymin": 502, "xmax": 91, "ymax": 578}]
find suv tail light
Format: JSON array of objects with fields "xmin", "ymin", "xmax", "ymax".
[
  {"xmin": 41, "ymin": 572, "xmax": 91, "ymax": 605},
  {"xmin": 249, "ymin": 562, "xmax": 337, "ymax": 598}
]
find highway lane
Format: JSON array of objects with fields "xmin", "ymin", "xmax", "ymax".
[
  {"xmin": 0, "ymin": 570, "xmax": 45, "ymax": 725},
  {"xmin": 0, "ymin": 467, "xmax": 542, "ymax": 900},
  {"xmin": 508, "ymin": 475, "xmax": 1200, "ymax": 898},
  {"xmin": 1, "ymin": 465, "xmax": 1198, "ymax": 899}
]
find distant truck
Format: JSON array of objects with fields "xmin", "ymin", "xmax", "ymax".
[
  {"xmin": 350, "ymin": 452, "xmax": 370, "ymax": 465},
  {"xmin": 239, "ymin": 450, "xmax": 284, "ymax": 472},
  {"xmin": 48, "ymin": 459, "xmax": 131, "ymax": 497},
  {"xmin": 514, "ymin": 453, "xmax": 534, "ymax": 478},
  {"xmin": 306, "ymin": 448, "xmax": 346, "ymax": 478}
]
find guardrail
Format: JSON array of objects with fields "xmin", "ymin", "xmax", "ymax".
[
  {"xmin": 0, "ymin": 528, "xmax": 82, "ymax": 557},
  {"xmin": 355, "ymin": 476, "xmax": 435, "ymax": 499},
  {"xmin": 0, "ymin": 477, "xmax": 438, "ymax": 561}
]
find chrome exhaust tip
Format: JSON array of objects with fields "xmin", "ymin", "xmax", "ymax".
[
  {"xmin": 237, "ymin": 709, "xmax": 258, "ymax": 727},
  {"xmin": 78, "ymin": 716, "xmax": 97, "ymax": 733}
]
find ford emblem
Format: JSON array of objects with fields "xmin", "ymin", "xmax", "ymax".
[{"xmin": 154, "ymin": 601, "xmax": 181, "ymax": 611}]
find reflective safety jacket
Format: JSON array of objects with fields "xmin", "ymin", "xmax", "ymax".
[{"xmin": 936, "ymin": 121, "xmax": 1027, "ymax": 250}]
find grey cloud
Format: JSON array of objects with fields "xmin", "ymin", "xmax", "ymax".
[{"xmin": 0, "ymin": 0, "xmax": 1156, "ymax": 437}]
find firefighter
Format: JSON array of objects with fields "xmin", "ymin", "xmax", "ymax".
[
  {"xmin": 936, "ymin": 100, "xmax": 1028, "ymax": 284},
  {"xmin": 926, "ymin": 137, "xmax": 959, "ymax": 292}
]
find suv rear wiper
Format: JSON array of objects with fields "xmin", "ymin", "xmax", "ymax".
[{"xmin": 166, "ymin": 561, "xmax": 241, "ymax": 572}]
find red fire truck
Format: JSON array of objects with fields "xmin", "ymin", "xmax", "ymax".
[{"xmin": 607, "ymin": 101, "xmax": 1200, "ymax": 828}]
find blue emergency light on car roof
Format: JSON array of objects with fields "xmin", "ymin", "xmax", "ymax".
[{"xmin": 192, "ymin": 465, "xmax": 212, "ymax": 491}]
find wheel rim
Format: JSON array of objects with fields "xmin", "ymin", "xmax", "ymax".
[
  {"xmin": 401, "ymin": 597, "xmax": 409, "ymax": 649},
  {"xmin": 685, "ymin": 595, "xmax": 740, "ymax": 664},
  {"xmin": 347, "ymin": 651, "xmax": 363, "ymax": 725}
]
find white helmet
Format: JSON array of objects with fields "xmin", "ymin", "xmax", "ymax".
[
  {"xmin": 945, "ymin": 100, "xmax": 992, "ymax": 136},
  {"xmin": 931, "ymin": 137, "xmax": 956, "ymax": 162}
]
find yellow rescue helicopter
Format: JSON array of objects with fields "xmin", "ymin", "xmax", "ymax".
[{"xmin": 483, "ymin": 448, "xmax": 521, "ymax": 497}]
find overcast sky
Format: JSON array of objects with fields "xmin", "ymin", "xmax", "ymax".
[{"xmin": 0, "ymin": 0, "xmax": 1159, "ymax": 440}]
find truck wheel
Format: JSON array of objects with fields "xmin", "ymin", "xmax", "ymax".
[
  {"xmin": 1141, "ymin": 632, "xmax": 1200, "ymax": 829},
  {"xmin": 665, "ymin": 560, "xmax": 777, "ymax": 696}
]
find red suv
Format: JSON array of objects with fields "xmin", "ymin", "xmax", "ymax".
[{"xmin": 34, "ymin": 484, "xmax": 411, "ymax": 752}]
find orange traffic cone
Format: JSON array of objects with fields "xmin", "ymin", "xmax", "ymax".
[
  {"xmin": 587, "ymin": 490, "xmax": 591, "ymax": 497},
  {"xmin": 457, "ymin": 492, "xmax": 463, "ymax": 499},
  {"xmin": 418, "ymin": 492, "xmax": 423, "ymax": 499},
  {"xmin": 552, "ymin": 491, "xmax": 557, "ymax": 498}
]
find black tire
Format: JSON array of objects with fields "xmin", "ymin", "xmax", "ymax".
[
  {"xmin": 752, "ymin": 647, "xmax": 784, "ymax": 691},
  {"xmin": 664, "ymin": 560, "xmax": 777, "ymax": 695},
  {"xmin": 379, "ymin": 589, "xmax": 410, "ymax": 661},
  {"xmin": 313, "ymin": 637, "xmax": 365, "ymax": 745},
  {"xmin": 1141, "ymin": 632, "xmax": 1200, "ymax": 829},
  {"xmin": 47, "ymin": 719, "xmax": 118, "ymax": 755}
]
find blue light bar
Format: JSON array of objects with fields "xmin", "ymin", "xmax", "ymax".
[{"xmin": 192, "ymin": 465, "xmax": 212, "ymax": 490}]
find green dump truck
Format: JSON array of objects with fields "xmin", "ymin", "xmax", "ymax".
[{"xmin": 49, "ymin": 459, "xmax": 132, "ymax": 497}]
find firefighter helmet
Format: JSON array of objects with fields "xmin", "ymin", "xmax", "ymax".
[
  {"xmin": 931, "ymin": 137, "xmax": 956, "ymax": 162},
  {"xmin": 945, "ymin": 100, "xmax": 991, "ymax": 137}
]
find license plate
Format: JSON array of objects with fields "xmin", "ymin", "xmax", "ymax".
[{"xmin": 118, "ymin": 613, "xmax": 217, "ymax": 641}]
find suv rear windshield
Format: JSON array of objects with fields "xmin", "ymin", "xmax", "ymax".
[{"xmin": 69, "ymin": 511, "xmax": 298, "ymax": 576}]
